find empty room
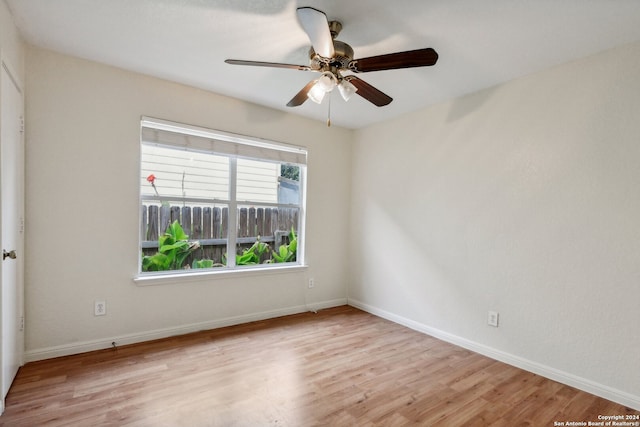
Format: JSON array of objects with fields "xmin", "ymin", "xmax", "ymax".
[{"xmin": 0, "ymin": 0, "xmax": 639, "ymax": 425}]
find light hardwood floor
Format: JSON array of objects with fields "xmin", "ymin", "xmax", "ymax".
[{"xmin": 1, "ymin": 306, "xmax": 637, "ymax": 426}]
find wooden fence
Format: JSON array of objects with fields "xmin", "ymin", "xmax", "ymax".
[{"xmin": 141, "ymin": 204, "xmax": 299, "ymax": 266}]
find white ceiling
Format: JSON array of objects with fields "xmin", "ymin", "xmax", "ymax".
[{"xmin": 6, "ymin": 0, "xmax": 640, "ymax": 129}]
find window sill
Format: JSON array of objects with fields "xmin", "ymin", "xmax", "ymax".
[{"xmin": 133, "ymin": 264, "xmax": 308, "ymax": 287}]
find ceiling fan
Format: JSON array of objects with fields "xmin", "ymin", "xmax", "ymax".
[{"xmin": 225, "ymin": 7, "xmax": 438, "ymax": 109}]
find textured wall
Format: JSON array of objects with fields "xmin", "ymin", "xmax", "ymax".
[
  {"xmin": 349, "ymin": 42, "xmax": 640, "ymax": 406},
  {"xmin": 24, "ymin": 46, "xmax": 352, "ymax": 357}
]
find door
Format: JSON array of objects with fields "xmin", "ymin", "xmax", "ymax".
[{"xmin": 1, "ymin": 60, "xmax": 24, "ymax": 409}]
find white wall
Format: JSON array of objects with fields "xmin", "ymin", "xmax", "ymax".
[
  {"xmin": 349, "ymin": 41, "xmax": 640, "ymax": 409},
  {"xmin": 24, "ymin": 46, "xmax": 352, "ymax": 359},
  {"xmin": 0, "ymin": 0, "xmax": 23, "ymax": 77}
]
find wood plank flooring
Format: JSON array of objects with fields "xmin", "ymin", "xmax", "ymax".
[{"xmin": 1, "ymin": 306, "xmax": 637, "ymax": 426}]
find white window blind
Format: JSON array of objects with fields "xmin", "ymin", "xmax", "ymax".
[{"xmin": 141, "ymin": 117, "xmax": 307, "ymax": 166}]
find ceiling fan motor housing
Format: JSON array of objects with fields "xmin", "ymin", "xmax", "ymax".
[{"xmin": 309, "ymin": 40, "xmax": 354, "ymax": 70}]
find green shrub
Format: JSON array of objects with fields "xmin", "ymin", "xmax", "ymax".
[
  {"xmin": 142, "ymin": 220, "xmax": 200, "ymax": 271},
  {"xmin": 272, "ymin": 227, "xmax": 297, "ymax": 263}
]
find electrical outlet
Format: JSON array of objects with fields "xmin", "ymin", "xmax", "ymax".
[
  {"xmin": 488, "ymin": 311, "xmax": 499, "ymax": 327},
  {"xmin": 95, "ymin": 300, "xmax": 106, "ymax": 316},
  {"xmin": 308, "ymin": 278, "xmax": 314, "ymax": 288}
]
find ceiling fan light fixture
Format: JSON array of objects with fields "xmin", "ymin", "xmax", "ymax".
[
  {"xmin": 317, "ymin": 72, "xmax": 337, "ymax": 92},
  {"xmin": 307, "ymin": 72, "xmax": 337, "ymax": 104},
  {"xmin": 307, "ymin": 80, "xmax": 326, "ymax": 104},
  {"xmin": 338, "ymin": 79, "xmax": 358, "ymax": 101}
]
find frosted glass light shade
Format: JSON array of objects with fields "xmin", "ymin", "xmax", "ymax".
[
  {"xmin": 307, "ymin": 72, "xmax": 337, "ymax": 104},
  {"xmin": 338, "ymin": 79, "xmax": 357, "ymax": 101},
  {"xmin": 317, "ymin": 73, "xmax": 336, "ymax": 92},
  {"xmin": 307, "ymin": 81, "xmax": 326, "ymax": 104}
]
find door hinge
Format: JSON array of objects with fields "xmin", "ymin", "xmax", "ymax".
[
  {"xmin": 20, "ymin": 116, "xmax": 24, "ymax": 134},
  {"xmin": 20, "ymin": 216, "xmax": 24, "ymax": 233},
  {"xmin": 20, "ymin": 316, "xmax": 24, "ymax": 331}
]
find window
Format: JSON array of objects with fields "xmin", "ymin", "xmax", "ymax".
[{"xmin": 139, "ymin": 117, "xmax": 306, "ymax": 275}]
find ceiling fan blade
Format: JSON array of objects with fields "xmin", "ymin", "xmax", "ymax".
[
  {"xmin": 287, "ymin": 80, "xmax": 317, "ymax": 107},
  {"xmin": 225, "ymin": 59, "xmax": 310, "ymax": 71},
  {"xmin": 344, "ymin": 76, "xmax": 393, "ymax": 107},
  {"xmin": 297, "ymin": 7, "xmax": 335, "ymax": 58},
  {"xmin": 350, "ymin": 48, "xmax": 438, "ymax": 73}
]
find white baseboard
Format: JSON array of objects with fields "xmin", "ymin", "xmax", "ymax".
[
  {"xmin": 348, "ymin": 298, "xmax": 640, "ymax": 411},
  {"xmin": 25, "ymin": 298, "xmax": 347, "ymax": 363}
]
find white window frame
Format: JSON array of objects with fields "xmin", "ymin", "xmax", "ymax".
[{"xmin": 135, "ymin": 117, "xmax": 307, "ymax": 282}]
